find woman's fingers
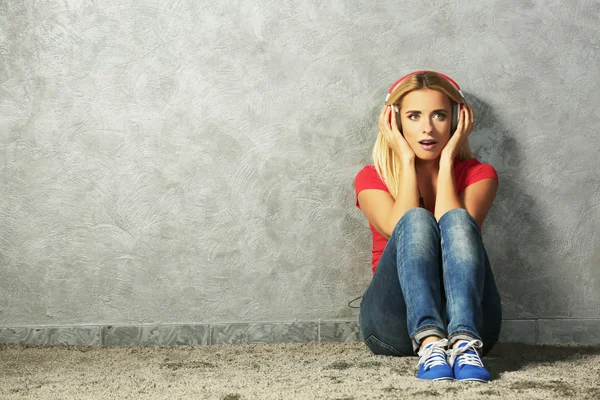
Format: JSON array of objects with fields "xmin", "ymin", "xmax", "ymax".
[
  {"xmin": 382, "ymin": 105, "xmax": 392, "ymax": 131},
  {"xmin": 456, "ymin": 106, "xmax": 465, "ymax": 132},
  {"xmin": 390, "ymin": 105, "xmax": 399, "ymax": 133},
  {"xmin": 380, "ymin": 105, "xmax": 389, "ymax": 125},
  {"xmin": 465, "ymin": 104, "xmax": 474, "ymax": 133}
]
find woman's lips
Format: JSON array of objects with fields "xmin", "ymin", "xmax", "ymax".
[{"xmin": 419, "ymin": 142, "xmax": 437, "ymax": 150}]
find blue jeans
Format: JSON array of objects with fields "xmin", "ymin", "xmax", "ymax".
[{"xmin": 358, "ymin": 207, "xmax": 502, "ymax": 357}]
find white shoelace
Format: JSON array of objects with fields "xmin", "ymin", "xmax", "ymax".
[
  {"xmin": 416, "ymin": 338, "xmax": 449, "ymax": 369},
  {"xmin": 446, "ymin": 339, "xmax": 484, "ymax": 368}
]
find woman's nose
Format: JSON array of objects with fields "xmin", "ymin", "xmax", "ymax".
[{"xmin": 421, "ymin": 119, "xmax": 433, "ymax": 132}]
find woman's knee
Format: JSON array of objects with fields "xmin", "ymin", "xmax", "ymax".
[
  {"xmin": 438, "ymin": 208, "xmax": 478, "ymax": 230},
  {"xmin": 390, "ymin": 207, "xmax": 440, "ymax": 243},
  {"xmin": 398, "ymin": 207, "xmax": 436, "ymax": 226}
]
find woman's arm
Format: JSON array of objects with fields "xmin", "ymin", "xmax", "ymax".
[
  {"xmin": 386, "ymin": 159, "xmax": 421, "ymax": 236},
  {"xmin": 458, "ymin": 178, "xmax": 498, "ymax": 230},
  {"xmin": 434, "ymin": 157, "xmax": 462, "ymax": 222},
  {"xmin": 357, "ymin": 160, "xmax": 420, "ymax": 240},
  {"xmin": 435, "ymin": 157, "xmax": 498, "ymax": 229}
]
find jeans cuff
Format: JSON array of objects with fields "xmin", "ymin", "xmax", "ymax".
[
  {"xmin": 447, "ymin": 332, "xmax": 482, "ymax": 349},
  {"xmin": 411, "ymin": 326, "xmax": 447, "ymax": 354}
]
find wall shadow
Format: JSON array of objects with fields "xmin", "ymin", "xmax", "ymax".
[{"xmin": 467, "ymin": 92, "xmax": 565, "ymax": 322}]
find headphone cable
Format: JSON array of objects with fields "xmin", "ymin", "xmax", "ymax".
[{"xmin": 348, "ymin": 295, "xmax": 363, "ymax": 309}]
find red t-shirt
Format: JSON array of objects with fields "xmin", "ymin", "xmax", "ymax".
[{"xmin": 354, "ymin": 158, "xmax": 498, "ymax": 273}]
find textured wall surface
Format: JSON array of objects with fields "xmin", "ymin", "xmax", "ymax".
[{"xmin": 0, "ymin": 1, "xmax": 599, "ymax": 339}]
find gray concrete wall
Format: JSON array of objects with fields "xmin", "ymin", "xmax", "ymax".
[{"xmin": 1, "ymin": 0, "xmax": 599, "ymax": 345}]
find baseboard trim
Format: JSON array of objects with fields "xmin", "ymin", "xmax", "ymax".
[{"xmin": 1, "ymin": 319, "xmax": 598, "ymax": 347}]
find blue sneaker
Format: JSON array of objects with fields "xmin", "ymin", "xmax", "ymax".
[
  {"xmin": 446, "ymin": 339, "xmax": 491, "ymax": 382},
  {"xmin": 416, "ymin": 338, "xmax": 454, "ymax": 381}
]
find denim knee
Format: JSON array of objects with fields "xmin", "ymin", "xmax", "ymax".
[
  {"xmin": 403, "ymin": 207, "xmax": 436, "ymax": 221},
  {"xmin": 438, "ymin": 207, "xmax": 479, "ymax": 230},
  {"xmin": 391, "ymin": 207, "xmax": 437, "ymax": 237}
]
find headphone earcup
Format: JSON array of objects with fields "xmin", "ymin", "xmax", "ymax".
[
  {"xmin": 451, "ymin": 102, "xmax": 459, "ymax": 135},
  {"xmin": 388, "ymin": 106, "xmax": 403, "ymax": 134}
]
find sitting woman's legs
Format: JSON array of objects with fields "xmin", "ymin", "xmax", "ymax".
[
  {"xmin": 359, "ymin": 207, "xmax": 502, "ymax": 358},
  {"xmin": 359, "ymin": 207, "xmax": 446, "ymax": 356},
  {"xmin": 439, "ymin": 207, "xmax": 484, "ymax": 346},
  {"xmin": 438, "ymin": 207, "xmax": 502, "ymax": 356}
]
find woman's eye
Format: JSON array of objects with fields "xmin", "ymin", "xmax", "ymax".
[{"xmin": 408, "ymin": 113, "xmax": 446, "ymax": 120}]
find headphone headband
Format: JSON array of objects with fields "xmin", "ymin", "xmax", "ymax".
[{"xmin": 385, "ymin": 70, "xmax": 465, "ymax": 102}]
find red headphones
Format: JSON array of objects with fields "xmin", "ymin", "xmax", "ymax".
[{"xmin": 386, "ymin": 70, "xmax": 466, "ymax": 135}]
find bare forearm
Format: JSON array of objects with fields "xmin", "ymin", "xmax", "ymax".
[
  {"xmin": 434, "ymin": 158, "xmax": 462, "ymax": 221},
  {"xmin": 387, "ymin": 161, "xmax": 420, "ymax": 236}
]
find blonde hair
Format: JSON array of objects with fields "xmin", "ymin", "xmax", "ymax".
[{"xmin": 372, "ymin": 71, "xmax": 474, "ymax": 199}]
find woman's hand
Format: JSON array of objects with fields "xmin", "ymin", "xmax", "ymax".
[
  {"xmin": 378, "ymin": 104, "xmax": 415, "ymax": 165},
  {"xmin": 440, "ymin": 103, "xmax": 474, "ymax": 162}
]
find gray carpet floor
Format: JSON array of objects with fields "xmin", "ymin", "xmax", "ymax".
[{"xmin": 1, "ymin": 341, "xmax": 599, "ymax": 399}]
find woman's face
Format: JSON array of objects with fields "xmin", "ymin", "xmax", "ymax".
[{"xmin": 399, "ymin": 89, "xmax": 453, "ymax": 161}]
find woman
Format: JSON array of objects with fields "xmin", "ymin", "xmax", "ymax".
[{"xmin": 354, "ymin": 70, "xmax": 502, "ymax": 382}]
